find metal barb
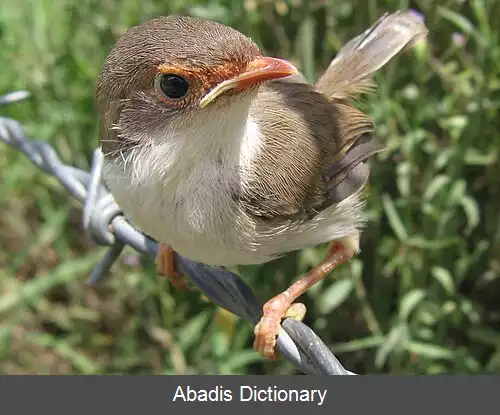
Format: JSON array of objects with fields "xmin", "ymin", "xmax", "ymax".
[{"xmin": 0, "ymin": 91, "xmax": 357, "ymax": 376}]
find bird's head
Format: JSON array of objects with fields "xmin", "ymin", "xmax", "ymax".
[{"xmin": 96, "ymin": 16, "xmax": 298, "ymax": 157}]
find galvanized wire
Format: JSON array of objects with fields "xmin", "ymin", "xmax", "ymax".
[{"xmin": 0, "ymin": 90, "xmax": 356, "ymax": 375}]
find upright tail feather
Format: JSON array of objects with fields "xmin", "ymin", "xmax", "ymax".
[{"xmin": 315, "ymin": 11, "xmax": 428, "ymax": 99}]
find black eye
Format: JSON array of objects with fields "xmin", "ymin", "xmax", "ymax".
[{"xmin": 155, "ymin": 74, "xmax": 189, "ymax": 99}]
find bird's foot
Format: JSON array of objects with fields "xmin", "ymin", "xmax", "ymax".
[
  {"xmin": 254, "ymin": 299, "xmax": 306, "ymax": 360},
  {"xmin": 253, "ymin": 241, "xmax": 353, "ymax": 360},
  {"xmin": 155, "ymin": 243, "xmax": 190, "ymax": 290}
]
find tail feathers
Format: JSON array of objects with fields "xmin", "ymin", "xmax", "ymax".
[{"xmin": 315, "ymin": 11, "xmax": 428, "ymax": 99}]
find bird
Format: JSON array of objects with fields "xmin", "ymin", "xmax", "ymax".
[{"xmin": 96, "ymin": 11, "xmax": 428, "ymax": 360}]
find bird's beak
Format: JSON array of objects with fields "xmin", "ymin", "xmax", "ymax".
[{"xmin": 199, "ymin": 56, "xmax": 299, "ymax": 108}]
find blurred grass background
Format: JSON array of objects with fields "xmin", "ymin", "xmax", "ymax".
[{"xmin": 1, "ymin": 0, "xmax": 500, "ymax": 375}]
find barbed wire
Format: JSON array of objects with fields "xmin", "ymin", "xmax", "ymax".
[{"xmin": 0, "ymin": 90, "xmax": 356, "ymax": 376}]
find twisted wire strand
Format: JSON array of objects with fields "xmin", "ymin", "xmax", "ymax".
[{"xmin": 0, "ymin": 90, "xmax": 356, "ymax": 375}]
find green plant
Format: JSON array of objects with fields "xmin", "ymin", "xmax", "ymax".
[{"xmin": 1, "ymin": 0, "xmax": 499, "ymax": 374}]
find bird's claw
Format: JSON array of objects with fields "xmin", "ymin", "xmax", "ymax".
[{"xmin": 253, "ymin": 295, "xmax": 307, "ymax": 360}]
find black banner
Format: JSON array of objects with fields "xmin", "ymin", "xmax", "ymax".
[{"xmin": 0, "ymin": 376, "xmax": 498, "ymax": 414}]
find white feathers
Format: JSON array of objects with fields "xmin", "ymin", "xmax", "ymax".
[
  {"xmin": 103, "ymin": 93, "xmax": 364, "ymax": 266},
  {"xmin": 239, "ymin": 118, "xmax": 263, "ymax": 168},
  {"xmin": 103, "ymin": 95, "xmax": 262, "ymax": 265}
]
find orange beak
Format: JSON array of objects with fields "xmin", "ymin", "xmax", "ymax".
[{"xmin": 199, "ymin": 56, "xmax": 299, "ymax": 108}]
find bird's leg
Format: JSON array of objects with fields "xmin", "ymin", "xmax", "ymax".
[
  {"xmin": 155, "ymin": 243, "xmax": 190, "ymax": 290},
  {"xmin": 253, "ymin": 241, "xmax": 354, "ymax": 360}
]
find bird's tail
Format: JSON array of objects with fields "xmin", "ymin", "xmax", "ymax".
[{"xmin": 315, "ymin": 11, "xmax": 428, "ymax": 99}]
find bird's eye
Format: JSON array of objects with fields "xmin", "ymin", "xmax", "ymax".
[{"xmin": 155, "ymin": 74, "xmax": 190, "ymax": 100}]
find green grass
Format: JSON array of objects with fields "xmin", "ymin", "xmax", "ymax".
[{"xmin": 1, "ymin": 0, "xmax": 500, "ymax": 375}]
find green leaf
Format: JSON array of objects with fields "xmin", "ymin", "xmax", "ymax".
[
  {"xmin": 375, "ymin": 323, "xmax": 408, "ymax": 368},
  {"xmin": 438, "ymin": 7, "xmax": 487, "ymax": 47},
  {"xmin": 434, "ymin": 148, "xmax": 456, "ymax": 170},
  {"xmin": 468, "ymin": 328, "xmax": 500, "ymax": 347},
  {"xmin": 485, "ymin": 352, "xmax": 500, "ymax": 372},
  {"xmin": 396, "ymin": 161, "xmax": 411, "ymax": 197},
  {"xmin": 460, "ymin": 196, "xmax": 480, "ymax": 233},
  {"xmin": 212, "ymin": 331, "xmax": 230, "ymax": 358},
  {"xmin": 431, "ymin": 266, "xmax": 456, "ymax": 295},
  {"xmin": 25, "ymin": 332, "xmax": 101, "ymax": 374},
  {"xmin": 447, "ymin": 179, "xmax": 466, "ymax": 205},
  {"xmin": 399, "ymin": 289, "xmax": 427, "ymax": 321},
  {"xmin": 406, "ymin": 341, "xmax": 455, "ymax": 360},
  {"xmin": 177, "ymin": 310, "xmax": 212, "ymax": 351},
  {"xmin": 406, "ymin": 235, "xmax": 461, "ymax": 250},
  {"xmin": 423, "ymin": 175, "xmax": 451, "ymax": 201},
  {"xmin": 221, "ymin": 350, "xmax": 262, "ymax": 372},
  {"xmin": 381, "ymin": 194, "xmax": 408, "ymax": 241},
  {"xmin": 298, "ymin": 14, "xmax": 316, "ymax": 82},
  {"xmin": 464, "ymin": 148, "xmax": 497, "ymax": 165},
  {"xmin": 331, "ymin": 336, "xmax": 384, "ymax": 353},
  {"xmin": 318, "ymin": 278, "xmax": 354, "ymax": 314},
  {"xmin": 0, "ymin": 252, "xmax": 101, "ymax": 313}
]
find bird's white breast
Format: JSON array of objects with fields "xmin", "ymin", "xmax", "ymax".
[
  {"xmin": 103, "ymin": 99, "xmax": 266, "ymax": 266},
  {"xmin": 103, "ymin": 96, "xmax": 365, "ymax": 266}
]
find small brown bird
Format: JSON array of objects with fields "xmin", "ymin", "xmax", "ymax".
[{"xmin": 96, "ymin": 12, "xmax": 427, "ymax": 359}]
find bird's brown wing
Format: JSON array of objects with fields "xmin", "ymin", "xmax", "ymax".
[
  {"xmin": 238, "ymin": 10, "xmax": 427, "ymax": 221},
  {"xmin": 312, "ymin": 10, "xmax": 427, "ymax": 205},
  {"xmin": 240, "ymin": 81, "xmax": 383, "ymax": 222}
]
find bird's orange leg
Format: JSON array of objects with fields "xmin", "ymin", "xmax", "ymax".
[
  {"xmin": 155, "ymin": 243, "xmax": 190, "ymax": 290},
  {"xmin": 253, "ymin": 241, "xmax": 354, "ymax": 360}
]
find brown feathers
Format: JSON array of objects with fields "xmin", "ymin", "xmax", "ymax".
[
  {"xmin": 315, "ymin": 11, "xmax": 428, "ymax": 99},
  {"xmin": 240, "ymin": 10, "xmax": 427, "ymax": 221}
]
